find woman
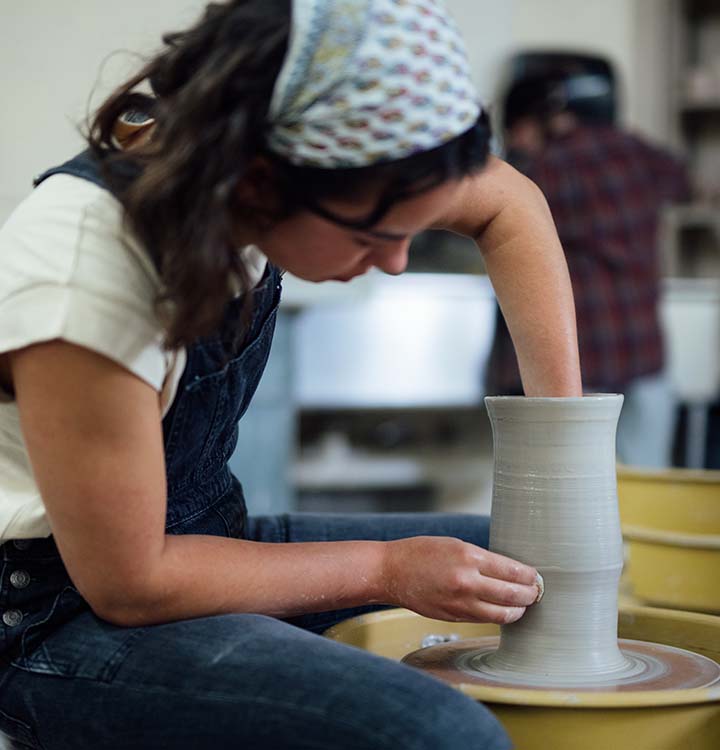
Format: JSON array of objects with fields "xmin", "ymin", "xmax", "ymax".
[{"xmin": 0, "ymin": 1, "xmax": 581, "ymax": 748}]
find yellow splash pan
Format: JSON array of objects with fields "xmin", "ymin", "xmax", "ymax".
[
  {"xmin": 325, "ymin": 605, "xmax": 720, "ymax": 750},
  {"xmin": 618, "ymin": 467, "xmax": 720, "ymax": 613},
  {"xmin": 617, "ymin": 466, "xmax": 720, "ymax": 534}
]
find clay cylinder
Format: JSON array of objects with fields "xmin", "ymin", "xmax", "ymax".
[{"xmin": 485, "ymin": 395, "xmax": 628, "ymax": 679}]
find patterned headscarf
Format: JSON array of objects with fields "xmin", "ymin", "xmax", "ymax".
[{"xmin": 267, "ymin": 0, "xmax": 480, "ymax": 168}]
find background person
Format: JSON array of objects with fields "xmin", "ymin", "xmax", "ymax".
[{"xmin": 487, "ymin": 72, "xmax": 691, "ymax": 467}]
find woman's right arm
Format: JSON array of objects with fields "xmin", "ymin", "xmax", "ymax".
[{"xmin": 11, "ymin": 340, "xmax": 538, "ymax": 627}]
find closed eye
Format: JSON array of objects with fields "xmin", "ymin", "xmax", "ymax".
[{"xmin": 352, "ymin": 236, "xmax": 376, "ymax": 249}]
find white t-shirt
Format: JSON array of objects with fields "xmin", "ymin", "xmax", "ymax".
[{"xmin": 0, "ymin": 174, "xmax": 267, "ymax": 542}]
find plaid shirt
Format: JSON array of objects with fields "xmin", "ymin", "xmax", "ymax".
[{"xmin": 486, "ymin": 125, "xmax": 690, "ymax": 394}]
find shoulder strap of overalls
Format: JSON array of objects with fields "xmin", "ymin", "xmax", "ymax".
[{"xmin": 33, "ymin": 150, "xmax": 108, "ymax": 190}]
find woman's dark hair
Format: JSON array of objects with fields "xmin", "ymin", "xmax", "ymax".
[{"xmin": 88, "ymin": 0, "xmax": 491, "ymax": 348}]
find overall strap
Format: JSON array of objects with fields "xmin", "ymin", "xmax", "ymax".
[{"xmin": 33, "ymin": 149, "xmax": 107, "ymax": 190}]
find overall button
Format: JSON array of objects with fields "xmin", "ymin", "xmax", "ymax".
[
  {"xmin": 2, "ymin": 610, "xmax": 23, "ymax": 627},
  {"xmin": 10, "ymin": 570, "xmax": 31, "ymax": 589},
  {"xmin": 12, "ymin": 539, "xmax": 32, "ymax": 551}
]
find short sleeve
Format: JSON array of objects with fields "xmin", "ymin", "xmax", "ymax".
[{"xmin": 0, "ymin": 175, "xmax": 169, "ymax": 391}]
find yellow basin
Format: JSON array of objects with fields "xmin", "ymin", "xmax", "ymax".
[
  {"xmin": 617, "ymin": 466, "xmax": 720, "ymax": 534},
  {"xmin": 623, "ymin": 525, "xmax": 720, "ymax": 613},
  {"xmin": 325, "ymin": 605, "xmax": 720, "ymax": 750},
  {"xmin": 618, "ymin": 467, "xmax": 720, "ymax": 613}
]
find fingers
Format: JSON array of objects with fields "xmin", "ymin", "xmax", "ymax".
[
  {"xmin": 477, "ymin": 549, "xmax": 537, "ymax": 586},
  {"xmin": 468, "ymin": 602, "xmax": 526, "ymax": 625},
  {"xmin": 477, "ymin": 574, "xmax": 539, "ymax": 607}
]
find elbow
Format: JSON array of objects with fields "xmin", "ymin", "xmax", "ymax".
[
  {"xmin": 82, "ymin": 576, "xmax": 167, "ymax": 628},
  {"xmin": 91, "ymin": 597, "xmax": 158, "ymax": 628},
  {"xmin": 472, "ymin": 165, "xmax": 554, "ymax": 247},
  {"xmin": 85, "ymin": 594, "xmax": 143, "ymax": 628},
  {"xmin": 521, "ymin": 173, "xmax": 552, "ymax": 216}
]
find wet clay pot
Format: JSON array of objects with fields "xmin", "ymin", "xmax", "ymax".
[{"xmin": 485, "ymin": 395, "xmax": 628, "ymax": 681}]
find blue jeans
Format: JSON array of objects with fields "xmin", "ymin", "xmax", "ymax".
[
  {"xmin": 0, "ymin": 513, "xmax": 510, "ymax": 750},
  {"xmin": 615, "ymin": 372, "xmax": 677, "ymax": 468}
]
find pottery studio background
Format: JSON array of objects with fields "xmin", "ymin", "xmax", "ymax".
[{"xmin": 2, "ymin": 0, "xmax": 720, "ymax": 518}]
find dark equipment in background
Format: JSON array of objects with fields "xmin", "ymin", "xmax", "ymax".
[{"xmin": 503, "ymin": 51, "xmax": 618, "ymax": 128}]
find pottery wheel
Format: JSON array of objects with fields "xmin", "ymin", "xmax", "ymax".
[{"xmin": 401, "ymin": 637, "xmax": 720, "ymax": 692}]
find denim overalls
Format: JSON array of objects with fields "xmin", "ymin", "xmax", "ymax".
[
  {"xmin": 0, "ymin": 150, "xmax": 281, "ymax": 666},
  {"xmin": 0, "ymin": 154, "xmax": 508, "ymax": 750}
]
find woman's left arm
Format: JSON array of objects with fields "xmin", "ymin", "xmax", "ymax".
[{"xmin": 434, "ymin": 156, "xmax": 582, "ymax": 397}]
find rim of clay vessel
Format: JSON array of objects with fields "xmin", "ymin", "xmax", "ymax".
[
  {"xmin": 484, "ymin": 394, "xmax": 621, "ymax": 402},
  {"xmin": 484, "ymin": 394, "xmax": 623, "ymax": 420},
  {"xmin": 623, "ymin": 524, "xmax": 720, "ymax": 549}
]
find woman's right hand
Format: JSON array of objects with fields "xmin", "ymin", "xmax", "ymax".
[{"xmin": 380, "ymin": 536, "xmax": 540, "ymax": 624}]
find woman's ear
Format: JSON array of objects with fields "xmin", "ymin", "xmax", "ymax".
[
  {"xmin": 236, "ymin": 156, "xmax": 279, "ymax": 207},
  {"xmin": 235, "ymin": 156, "xmax": 284, "ymax": 231}
]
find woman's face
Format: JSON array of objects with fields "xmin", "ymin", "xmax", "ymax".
[{"xmin": 256, "ymin": 179, "xmax": 462, "ymax": 282}]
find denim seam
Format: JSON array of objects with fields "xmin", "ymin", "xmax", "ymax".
[
  {"xmin": 11, "ymin": 624, "xmax": 148, "ymax": 684},
  {"xmin": 185, "ymin": 311, "xmax": 278, "ymax": 391},
  {"xmin": 165, "ymin": 483, "xmax": 235, "ymax": 531},
  {"xmin": 193, "ymin": 457, "xmax": 232, "ymax": 484},
  {"xmin": 33, "ymin": 644, "xmax": 59, "ymax": 674},
  {"xmin": 10, "ymin": 656, "xmax": 61, "ymax": 678},
  {"xmin": 212, "ymin": 507, "xmax": 232, "ymax": 538},
  {"xmin": 187, "ymin": 392, "xmax": 230, "ymax": 486},
  {"xmin": 184, "ymin": 301, "xmax": 279, "ymax": 391},
  {"xmin": 0, "ymin": 706, "xmax": 44, "ymax": 750},
  {"xmin": 17, "ymin": 586, "xmax": 75, "ymax": 661},
  {"xmin": 12, "ymin": 587, "xmax": 87, "ymax": 676},
  {"xmin": 188, "ymin": 401, "xmax": 224, "ymax": 483},
  {"xmin": 163, "ymin": 393, "xmax": 189, "ymax": 459},
  {"xmin": 0, "ymin": 707, "xmax": 32, "ymax": 733},
  {"xmin": 97, "ymin": 626, "xmax": 148, "ymax": 683}
]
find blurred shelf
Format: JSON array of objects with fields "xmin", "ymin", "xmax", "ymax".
[
  {"xmin": 293, "ymin": 430, "xmax": 493, "ymax": 491},
  {"xmin": 663, "ymin": 202, "xmax": 720, "ymax": 228},
  {"xmin": 685, "ymin": 0, "xmax": 720, "ymax": 18},
  {"xmin": 293, "ymin": 452, "xmax": 425, "ymax": 490},
  {"xmin": 681, "ymin": 98, "xmax": 720, "ymax": 114},
  {"xmin": 669, "ymin": 2, "xmax": 720, "ymax": 278},
  {"xmin": 293, "ymin": 446, "xmax": 493, "ymax": 491}
]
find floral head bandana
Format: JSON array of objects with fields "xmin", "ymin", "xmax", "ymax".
[{"xmin": 266, "ymin": 0, "xmax": 480, "ymax": 168}]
